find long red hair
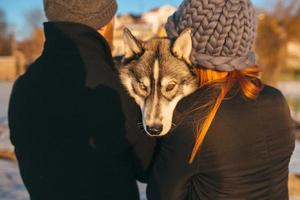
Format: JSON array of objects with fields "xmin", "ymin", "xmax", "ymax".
[{"xmin": 189, "ymin": 66, "xmax": 263, "ymax": 163}]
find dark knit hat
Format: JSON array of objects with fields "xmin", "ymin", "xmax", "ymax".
[
  {"xmin": 165, "ymin": 0, "xmax": 257, "ymax": 71},
  {"xmin": 44, "ymin": 0, "xmax": 117, "ymax": 30}
]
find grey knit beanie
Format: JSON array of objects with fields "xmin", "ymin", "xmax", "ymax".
[
  {"xmin": 165, "ymin": 0, "xmax": 257, "ymax": 71},
  {"xmin": 43, "ymin": 0, "xmax": 117, "ymax": 30}
]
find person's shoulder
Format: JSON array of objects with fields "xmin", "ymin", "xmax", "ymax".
[
  {"xmin": 259, "ymin": 84, "xmax": 287, "ymax": 105},
  {"xmin": 260, "ymin": 84, "xmax": 284, "ymax": 98},
  {"xmin": 258, "ymin": 84, "xmax": 291, "ymax": 115},
  {"xmin": 11, "ymin": 56, "xmax": 45, "ymax": 89}
]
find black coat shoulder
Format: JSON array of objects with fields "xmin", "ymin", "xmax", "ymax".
[{"xmin": 259, "ymin": 84, "xmax": 287, "ymax": 103}]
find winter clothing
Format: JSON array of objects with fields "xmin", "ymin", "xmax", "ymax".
[
  {"xmin": 43, "ymin": 0, "xmax": 117, "ymax": 29},
  {"xmin": 165, "ymin": 0, "xmax": 256, "ymax": 71},
  {"xmin": 147, "ymin": 85, "xmax": 295, "ymax": 200},
  {"xmin": 8, "ymin": 22, "xmax": 155, "ymax": 200}
]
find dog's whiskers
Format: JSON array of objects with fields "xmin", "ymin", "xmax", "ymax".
[
  {"xmin": 136, "ymin": 123, "xmax": 145, "ymax": 131},
  {"xmin": 137, "ymin": 126, "xmax": 146, "ymax": 133}
]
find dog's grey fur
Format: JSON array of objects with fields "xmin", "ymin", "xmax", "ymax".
[{"xmin": 119, "ymin": 28, "xmax": 198, "ymax": 136}]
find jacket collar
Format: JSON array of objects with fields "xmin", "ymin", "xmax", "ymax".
[
  {"xmin": 42, "ymin": 22, "xmax": 115, "ymax": 88},
  {"xmin": 44, "ymin": 22, "xmax": 111, "ymax": 52}
]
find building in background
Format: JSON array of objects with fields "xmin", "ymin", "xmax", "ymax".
[
  {"xmin": 113, "ymin": 5, "xmax": 176, "ymax": 56},
  {"xmin": 286, "ymin": 41, "xmax": 300, "ymax": 78},
  {"xmin": 0, "ymin": 34, "xmax": 26, "ymax": 81}
]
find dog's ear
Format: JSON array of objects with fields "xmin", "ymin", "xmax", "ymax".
[
  {"xmin": 172, "ymin": 28, "xmax": 192, "ymax": 65},
  {"xmin": 123, "ymin": 28, "xmax": 143, "ymax": 58}
]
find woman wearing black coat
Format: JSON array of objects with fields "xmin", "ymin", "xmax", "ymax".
[{"xmin": 147, "ymin": 0, "xmax": 295, "ymax": 199}]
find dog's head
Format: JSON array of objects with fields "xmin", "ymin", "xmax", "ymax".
[{"xmin": 119, "ymin": 28, "xmax": 198, "ymax": 137}]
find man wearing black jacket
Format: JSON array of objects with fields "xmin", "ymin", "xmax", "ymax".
[{"xmin": 8, "ymin": 0, "xmax": 155, "ymax": 199}]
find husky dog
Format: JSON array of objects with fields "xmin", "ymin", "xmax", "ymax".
[{"xmin": 119, "ymin": 28, "xmax": 198, "ymax": 137}]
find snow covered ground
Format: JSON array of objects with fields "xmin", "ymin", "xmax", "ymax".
[
  {"xmin": 0, "ymin": 81, "xmax": 299, "ymax": 200},
  {"xmin": 0, "ymin": 160, "xmax": 28, "ymax": 200},
  {"xmin": 0, "ymin": 82, "xmax": 28, "ymax": 200}
]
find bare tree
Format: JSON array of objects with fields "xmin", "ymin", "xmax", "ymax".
[
  {"xmin": 25, "ymin": 8, "xmax": 45, "ymax": 29},
  {"xmin": 255, "ymin": 0, "xmax": 300, "ymax": 85},
  {"xmin": 0, "ymin": 9, "xmax": 11, "ymax": 56},
  {"xmin": 18, "ymin": 28, "xmax": 45, "ymax": 65},
  {"xmin": 16, "ymin": 8, "xmax": 45, "ymax": 64},
  {"xmin": 0, "ymin": 8, "xmax": 6, "ymax": 37}
]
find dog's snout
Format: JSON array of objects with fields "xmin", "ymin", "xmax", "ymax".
[{"xmin": 146, "ymin": 125, "xmax": 163, "ymax": 136}]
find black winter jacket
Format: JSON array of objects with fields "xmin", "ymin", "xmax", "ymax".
[
  {"xmin": 8, "ymin": 22, "xmax": 155, "ymax": 200},
  {"xmin": 147, "ymin": 85, "xmax": 295, "ymax": 200}
]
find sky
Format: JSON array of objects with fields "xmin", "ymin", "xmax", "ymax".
[{"xmin": 0, "ymin": 0, "xmax": 268, "ymax": 39}]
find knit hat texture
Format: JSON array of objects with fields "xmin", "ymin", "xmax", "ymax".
[
  {"xmin": 44, "ymin": 0, "xmax": 117, "ymax": 30},
  {"xmin": 165, "ymin": 0, "xmax": 257, "ymax": 71}
]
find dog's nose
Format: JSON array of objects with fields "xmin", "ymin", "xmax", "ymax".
[{"xmin": 146, "ymin": 125, "xmax": 163, "ymax": 136}]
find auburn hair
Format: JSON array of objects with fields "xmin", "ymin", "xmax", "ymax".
[{"xmin": 189, "ymin": 66, "xmax": 263, "ymax": 163}]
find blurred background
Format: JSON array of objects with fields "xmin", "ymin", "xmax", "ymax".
[{"xmin": 0, "ymin": 0, "xmax": 300, "ymax": 199}]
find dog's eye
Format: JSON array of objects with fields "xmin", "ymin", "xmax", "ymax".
[
  {"xmin": 138, "ymin": 82, "xmax": 147, "ymax": 91},
  {"xmin": 166, "ymin": 83, "xmax": 176, "ymax": 92}
]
